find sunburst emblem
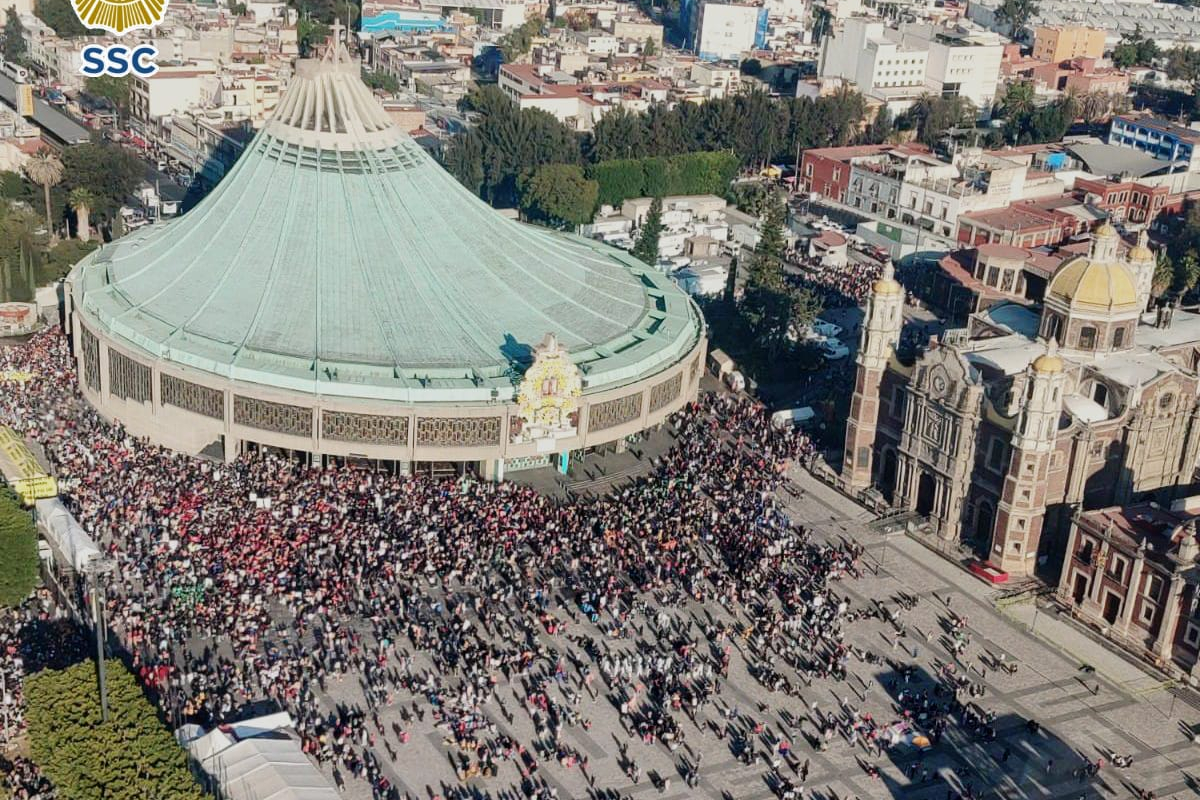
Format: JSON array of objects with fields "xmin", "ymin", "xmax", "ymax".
[{"xmin": 71, "ymin": 0, "xmax": 167, "ymax": 34}]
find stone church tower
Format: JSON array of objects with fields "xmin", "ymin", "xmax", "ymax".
[
  {"xmin": 992, "ymin": 344, "xmax": 1067, "ymax": 576},
  {"xmin": 843, "ymin": 263, "xmax": 904, "ymax": 492}
]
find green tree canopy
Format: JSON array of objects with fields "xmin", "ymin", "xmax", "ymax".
[
  {"xmin": 498, "ymin": 15, "xmax": 544, "ymax": 62},
  {"xmin": 519, "ymin": 163, "xmax": 598, "ymax": 228},
  {"xmin": 24, "ymin": 659, "xmax": 207, "ymax": 800},
  {"xmin": 993, "ymin": 0, "xmax": 1039, "ymax": 38},
  {"xmin": 84, "ymin": 75, "xmax": 131, "ymax": 119},
  {"xmin": 33, "ymin": 0, "xmax": 95, "ymax": 36},
  {"xmin": 362, "ymin": 69, "xmax": 400, "ymax": 93},
  {"xmin": 630, "ymin": 195, "xmax": 663, "ymax": 265},
  {"xmin": 3, "ymin": 6, "xmax": 28, "ymax": 64},
  {"xmin": 0, "ymin": 487, "xmax": 38, "ymax": 607},
  {"xmin": 61, "ymin": 143, "xmax": 144, "ymax": 217},
  {"xmin": 1112, "ymin": 24, "xmax": 1159, "ymax": 69}
]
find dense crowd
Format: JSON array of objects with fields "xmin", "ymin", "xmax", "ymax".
[
  {"xmin": 789, "ymin": 254, "xmax": 885, "ymax": 308},
  {"xmin": 0, "ymin": 327, "xmax": 1086, "ymax": 800}
]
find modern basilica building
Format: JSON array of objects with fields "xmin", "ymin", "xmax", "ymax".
[{"xmin": 66, "ymin": 44, "xmax": 706, "ymax": 477}]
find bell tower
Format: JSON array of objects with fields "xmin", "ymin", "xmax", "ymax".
[
  {"xmin": 843, "ymin": 263, "xmax": 904, "ymax": 492},
  {"xmin": 991, "ymin": 343, "xmax": 1066, "ymax": 576},
  {"xmin": 1128, "ymin": 229, "xmax": 1156, "ymax": 313}
]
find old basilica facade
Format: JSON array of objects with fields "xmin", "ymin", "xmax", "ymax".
[{"xmin": 843, "ymin": 224, "xmax": 1200, "ymax": 577}]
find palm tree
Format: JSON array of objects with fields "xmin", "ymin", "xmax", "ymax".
[
  {"xmin": 68, "ymin": 187, "xmax": 96, "ymax": 242},
  {"xmin": 1081, "ymin": 89, "xmax": 1109, "ymax": 127},
  {"xmin": 23, "ymin": 151, "xmax": 64, "ymax": 243},
  {"xmin": 994, "ymin": 0, "xmax": 1039, "ymax": 39},
  {"xmin": 1001, "ymin": 81, "xmax": 1035, "ymax": 120}
]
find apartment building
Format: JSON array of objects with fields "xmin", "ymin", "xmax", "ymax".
[{"xmin": 1031, "ymin": 25, "xmax": 1105, "ymax": 63}]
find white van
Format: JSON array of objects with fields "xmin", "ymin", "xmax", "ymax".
[{"xmin": 771, "ymin": 406, "xmax": 815, "ymax": 429}]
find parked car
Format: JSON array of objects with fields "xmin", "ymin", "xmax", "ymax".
[
  {"xmin": 812, "ymin": 319, "xmax": 843, "ymax": 339},
  {"xmin": 819, "ymin": 339, "xmax": 850, "ymax": 360}
]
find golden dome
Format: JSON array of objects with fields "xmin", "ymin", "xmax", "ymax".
[
  {"xmin": 872, "ymin": 262, "xmax": 902, "ymax": 296},
  {"xmin": 872, "ymin": 277, "xmax": 902, "ymax": 295},
  {"xmin": 1094, "ymin": 221, "xmax": 1118, "ymax": 238},
  {"xmin": 1047, "ymin": 256, "xmax": 1139, "ymax": 310},
  {"xmin": 1032, "ymin": 352, "xmax": 1064, "ymax": 373},
  {"xmin": 1129, "ymin": 243, "xmax": 1153, "ymax": 261}
]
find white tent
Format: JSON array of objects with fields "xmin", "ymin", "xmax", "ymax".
[
  {"xmin": 35, "ymin": 498, "xmax": 100, "ymax": 571},
  {"xmin": 179, "ymin": 715, "xmax": 339, "ymax": 800}
]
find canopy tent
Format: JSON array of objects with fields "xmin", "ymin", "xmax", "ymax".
[{"xmin": 35, "ymin": 498, "xmax": 100, "ymax": 571}]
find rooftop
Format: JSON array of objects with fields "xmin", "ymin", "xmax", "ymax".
[{"xmin": 71, "ymin": 45, "xmax": 702, "ymax": 404}]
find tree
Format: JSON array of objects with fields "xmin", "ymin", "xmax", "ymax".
[
  {"xmin": 865, "ymin": 106, "xmax": 893, "ymax": 145},
  {"xmin": 740, "ymin": 58, "xmax": 762, "ymax": 76},
  {"xmin": 297, "ymin": 16, "xmax": 329, "ymax": 54},
  {"xmin": 641, "ymin": 36, "xmax": 657, "ymax": 59},
  {"xmin": 1153, "ymin": 251, "xmax": 1174, "ymax": 298},
  {"xmin": 23, "ymin": 151, "xmax": 63, "ymax": 242},
  {"xmin": 497, "ymin": 15, "xmax": 543, "ymax": 62},
  {"xmin": 68, "ymin": 187, "xmax": 95, "ymax": 241},
  {"xmin": 84, "ymin": 75, "xmax": 131, "ymax": 119},
  {"xmin": 1174, "ymin": 249, "xmax": 1200, "ymax": 292},
  {"xmin": 61, "ymin": 143, "xmax": 144, "ymax": 216},
  {"xmin": 631, "ymin": 195, "xmax": 663, "ymax": 265},
  {"xmin": 1001, "ymin": 81, "xmax": 1036, "ymax": 121},
  {"xmin": 993, "ymin": 0, "xmax": 1039, "ymax": 39},
  {"xmin": 1112, "ymin": 25, "xmax": 1159, "ymax": 69},
  {"xmin": 3, "ymin": 6, "xmax": 27, "ymax": 64},
  {"xmin": 24, "ymin": 660, "xmax": 208, "ymax": 800},
  {"xmin": 0, "ymin": 487, "xmax": 38, "ymax": 607},
  {"xmin": 362, "ymin": 69, "xmax": 400, "ymax": 94},
  {"xmin": 519, "ymin": 163, "xmax": 598, "ymax": 228},
  {"xmin": 33, "ymin": 0, "xmax": 92, "ymax": 36},
  {"xmin": 740, "ymin": 192, "xmax": 797, "ymax": 356}
]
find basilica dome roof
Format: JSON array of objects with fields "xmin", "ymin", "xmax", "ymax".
[
  {"xmin": 70, "ymin": 44, "xmax": 702, "ymax": 403},
  {"xmin": 1046, "ymin": 254, "xmax": 1139, "ymax": 312}
]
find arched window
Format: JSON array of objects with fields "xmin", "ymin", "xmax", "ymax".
[
  {"xmin": 1112, "ymin": 327, "xmax": 1125, "ymax": 349},
  {"xmin": 1078, "ymin": 326, "xmax": 1097, "ymax": 350}
]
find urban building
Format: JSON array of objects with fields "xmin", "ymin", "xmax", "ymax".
[
  {"xmin": 1109, "ymin": 115, "xmax": 1200, "ymax": 172},
  {"xmin": 968, "ymin": 0, "xmax": 1200, "ymax": 51},
  {"xmin": 67, "ymin": 45, "xmax": 705, "ymax": 476},
  {"xmin": 819, "ymin": 18, "xmax": 1004, "ymax": 115},
  {"xmin": 843, "ymin": 223, "xmax": 1200, "ymax": 578},
  {"xmin": 688, "ymin": 0, "xmax": 767, "ymax": 61},
  {"xmin": 1031, "ymin": 25, "xmax": 1106, "ymax": 63},
  {"xmin": 1057, "ymin": 500, "xmax": 1200, "ymax": 679}
]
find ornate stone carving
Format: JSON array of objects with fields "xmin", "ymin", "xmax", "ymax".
[
  {"xmin": 588, "ymin": 392, "xmax": 643, "ymax": 432},
  {"xmin": 513, "ymin": 333, "xmax": 582, "ymax": 444},
  {"xmin": 690, "ymin": 353, "xmax": 701, "ymax": 383},
  {"xmin": 108, "ymin": 349, "xmax": 151, "ymax": 403},
  {"xmin": 322, "ymin": 411, "xmax": 410, "ymax": 445},
  {"xmin": 80, "ymin": 326, "xmax": 100, "ymax": 392},
  {"xmin": 233, "ymin": 395, "xmax": 312, "ymax": 437},
  {"xmin": 649, "ymin": 374, "xmax": 682, "ymax": 413},
  {"xmin": 416, "ymin": 416, "xmax": 501, "ymax": 447},
  {"xmin": 161, "ymin": 374, "xmax": 224, "ymax": 419}
]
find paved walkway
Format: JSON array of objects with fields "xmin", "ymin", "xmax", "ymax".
[{"xmin": 302, "ymin": 462, "xmax": 1200, "ymax": 800}]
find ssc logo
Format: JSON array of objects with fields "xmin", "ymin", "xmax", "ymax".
[
  {"xmin": 72, "ymin": 0, "xmax": 167, "ymax": 34},
  {"xmin": 80, "ymin": 44, "xmax": 160, "ymax": 77}
]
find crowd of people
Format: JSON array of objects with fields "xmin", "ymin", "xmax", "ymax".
[
  {"xmin": 0, "ymin": 326, "xmax": 1097, "ymax": 800},
  {"xmin": 790, "ymin": 254, "xmax": 885, "ymax": 308}
]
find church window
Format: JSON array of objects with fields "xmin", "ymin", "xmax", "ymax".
[
  {"xmin": 1078, "ymin": 326, "xmax": 1097, "ymax": 350},
  {"xmin": 986, "ymin": 438, "xmax": 1005, "ymax": 472},
  {"xmin": 1092, "ymin": 383, "xmax": 1108, "ymax": 407},
  {"xmin": 1185, "ymin": 623, "xmax": 1200, "ymax": 647},
  {"xmin": 1146, "ymin": 574, "xmax": 1164, "ymax": 600},
  {"xmin": 857, "ymin": 446, "xmax": 870, "ymax": 467},
  {"xmin": 1112, "ymin": 328, "xmax": 1125, "ymax": 349},
  {"xmin": 1160, "ymin": 393, "xmax": 1175, "ymax": 411},
  {"xmin": 1139, "ymin": 602, "xmax": 1156, "ymax": 624}
]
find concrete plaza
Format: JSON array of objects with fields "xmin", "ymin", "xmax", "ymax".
[{"xmin": 311, "ymin": 465, "xmax": 1200, "ymax": 800}]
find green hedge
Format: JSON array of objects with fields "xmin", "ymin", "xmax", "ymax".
[
  {"xmin": 24, "ymin": 659, "xmax": 206, "ymax": 800},
  {"xmin": 0, "ymin": 487, "xmax": 38, "ymax": 607},
  {"xmin": 588, "ymin": 151, "xmax": 740, "ymax": 208}
]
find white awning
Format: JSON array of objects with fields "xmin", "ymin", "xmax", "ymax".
[{"xmin": 35, "ymin": 498, "xmax": 100, "ymax": 571}]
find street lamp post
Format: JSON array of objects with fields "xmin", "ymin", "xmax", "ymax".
[{"xmin": 83, "ymin": 556, "xmax": 116, "ymax": 723}]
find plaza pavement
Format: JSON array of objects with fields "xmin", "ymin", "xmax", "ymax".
[{"xmin": 304, "ymin": 463, "xmax": 1200, "ymax": 800}]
